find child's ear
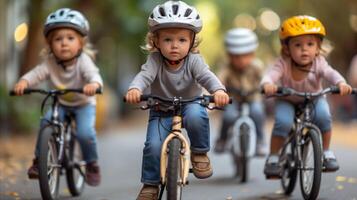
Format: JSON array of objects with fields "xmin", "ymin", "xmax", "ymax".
[{"xmin": 282, "ymin": 44, "xmax": 290, "ymax": 57}]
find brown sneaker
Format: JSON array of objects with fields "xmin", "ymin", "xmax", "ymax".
[
  {"xmin": 27, "ymin": 158, "xmax": 39, "ymax": 179},
  {"xmin": 191, "ymin": 152, "xmax": 213, "ymax": 179},
  {"xmin": 85, "ymin": 161, "xmax": 101, "ymax": 186},
  {"xmin": 136, "ymin": 184, "xmax": 159, "ymax": 200}
]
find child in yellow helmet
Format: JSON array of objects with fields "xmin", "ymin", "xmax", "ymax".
[{"xmin": 261, "ymin": 15, "xmax": 352, "ymax": 177}]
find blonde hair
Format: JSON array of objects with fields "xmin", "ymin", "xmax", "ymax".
[
  {"xmin": 141, "ymin": 31, "xmax": 201, "ymax": 53},
  {"xmin": 40, "ymin": 29, "xmax": 97, "ymax": 61}
]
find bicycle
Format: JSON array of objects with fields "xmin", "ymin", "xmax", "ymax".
[
  {"xmin": 10, "ymin": 88, "xmax": 101, "ymax": 200},
  {"xmin": 263, "ymin": 86, "xmax": 354, "ymax": 200},
  {"xmin": 124, "ymin": 95, "xmax": 230, "ymax": 200},
  {"xmin": 224, "ymin": 88, "xmax": 261, "ymax": 183}
]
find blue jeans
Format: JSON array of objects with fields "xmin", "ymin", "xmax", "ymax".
[
  {"xmin": 34, "ymin": 104, "xmax": 98, "ymax": 163},
  {"xmin": 141, "ymin": 103, "xmax": 210, "ymax": 185},
  {"xmin": 219, "ymin": 101, "xmax": 266, "ymax": 143},
  {"xmin": 272, "ymin": 98, "xmax": 332, "ymax": 137}
]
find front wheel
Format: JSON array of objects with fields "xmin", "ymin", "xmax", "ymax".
[
  {"xmin": 38, "ymin": 126, "xmax": 60, "ymax": 200},
  {"xmin": 236, "ymin": 123, "xmax": 250, "ymax": 183},
  {"xmin": 281, "ymin": 140, "xmax": 298, "ymax": 195},
  {"xmin": 66, "ymin": 135, "xmax": 85, "ymax": 196},
  {"xmin": 166, "ymin": 138, "xmax": 183, "ymax": 200},
  {"xmin": 299, "ymin": 129, "xmax": 322, "ymax": 200}
]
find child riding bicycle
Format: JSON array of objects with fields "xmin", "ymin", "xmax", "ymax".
[
  {"xmin": 13, "ymin": 8, "xmax": 103, "ymax": 186},
  {"xmin": 124, "ymin": 1, "xmax": 229, "ymax": 199},
  {"xmin": 261, "ymin": 15, "xmax": 352, "ymax": 178},
  {"xmin": 214, "ymin": 28, "xmax": 267, "ymax": 156}
]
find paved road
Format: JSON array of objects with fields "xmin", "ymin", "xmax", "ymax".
[{"xmin": 1, "ymin": 115, "xmax": 357, "ymax": 200}]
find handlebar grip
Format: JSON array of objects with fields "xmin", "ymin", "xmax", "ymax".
[
  {"xmin": 9, "ymin": 89, "xmax": 34, "ymax": 96},
  {"xmin": 95, "ymin": 88, "xmax": 103, "ymax": 94},
  {"xmin": 203, "ymin": 95, "xmax": 233, "ymax": 104},
  {"xmin": 123, "ymin": 94, "xmax": 150, "ymax": 102},
  {"xmin": 352, "ymin": 88, "xmax": 357, "ymax": 95},
  {"xmin": 276, "ymin": 86, "xmax": 284, "ymax": 94},
  {"xmin": 330, "ymin": 86, "xmax": 340, "ymax": 94}
]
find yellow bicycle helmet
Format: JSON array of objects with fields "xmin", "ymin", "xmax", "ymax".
[{"xmin": 279, "ymin": 15, "xmax": 326, "ymax": 41}]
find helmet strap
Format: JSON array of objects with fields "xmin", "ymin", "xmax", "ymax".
[{"xmin": 54, "ymin": 49, "xmax": 82, "ymax": 69}]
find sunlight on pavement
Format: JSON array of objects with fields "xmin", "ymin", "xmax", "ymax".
[
  {"xmin": 336, "ymin": 185, "xmax": 344, "ymax": 190},
  {"xmin": 336, "ymin": 176, "xmax": 347, "ymax": 182}
]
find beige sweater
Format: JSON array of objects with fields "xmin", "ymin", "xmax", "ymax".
[{"xmin": 21, "ymin": 53, "xmax": 103, "ymax": 106}]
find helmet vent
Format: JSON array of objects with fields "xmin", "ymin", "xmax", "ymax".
[
  {"xmin": 159, "ymin": 7, "xmax": 166, "ymax": 16},
  {"xmin": 172, "ymin": 4, "xmax": 179, "ymax": 15},
  {"xmin": 196, "ymin": 15, "xmax": 200, "ymax": 19},
  {"xmin": 59, "ymin": 10, "xmax": 64, "ymax": 16},
  {"xmin": 50, "ymin": 14, "xmax": 56, "ymax": 19},
  {"xmin": 184, "ymin": 8, "xmax": 192, "ymax": 17},
  {"xmin": 150, "ymin": 13, "xmax": 154, "ymax": 19}
]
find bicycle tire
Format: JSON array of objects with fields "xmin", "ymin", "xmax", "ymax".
[
  {"xmin": 281, "ymin": 140, "xmax": 298, "ymax": 195},
  {"xmin": 299, "ymin": 129, "xmax": 322, "ymax": 200},
  {"xmin": 38, "ymin": 126, "xmax": 60, "ymax": 200},
  {"xmin": 166, "ymin": 138, "xmax": 182, "ymax": 200},
  {"xmin": 237, "ymin": 123, "xmax": 250, "ymax": 183},
  {"xmin": 66, "ymin": 134, "xmax": 85, "ymax": 196}
]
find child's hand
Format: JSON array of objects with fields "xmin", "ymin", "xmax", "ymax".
[
  {"xmin": 263, "ymin": 83, "xmax": 278, "ymax": 96},
  {"xmin": 338, "ymin": 82, "xmax": 352, "ymax": 96},
  {"xmin": 14, "ymin": 79, "xmax": 29, "ymax": 96},
  {"xmin": 213, "ymin": 90, "xmax": 229, "ymax": 107},
  {"xmin": 83, "ymin": 83, "xmax": 100, "ymax": 96},
  {"xmin": 125, "ymin": 88, "xmax": 142, "ymax": 104}
]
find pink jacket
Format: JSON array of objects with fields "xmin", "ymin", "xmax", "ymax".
[{"xmin": 261, "ymin": 56, "xmax": 346, "ymax": 103}]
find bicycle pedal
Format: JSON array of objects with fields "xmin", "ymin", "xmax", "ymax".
[{"xmin": 265, "ymin": 175, "xmax": 281, "ymax": 180}]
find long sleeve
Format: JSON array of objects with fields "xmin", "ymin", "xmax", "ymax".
[
  {"xmin": 80, "ymin": 53, "xmax": 103, "ymax": 87},
  {"xmin": 128, "ymin": 54, "xmax": 160, "ymax": 92},
  {"xmin": 318, "ymin": 56, "xmax": 345, "ymax": 85},
  {"xmin": 191, "ymin": 54, "xmax": 226, "ymax": 93},
  {"xmin": 260, "ymin": 58, "xmax": 284, "ymax": 85},
  {"xmin": 20, "ymin": 62, "xmax": 50, "ymax": 87}
]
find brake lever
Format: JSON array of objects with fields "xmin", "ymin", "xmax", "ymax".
[
  {"xmin": 139, "ymin": 105, "xmax": 151, "ymax": 110},
  {"xmin": 206, "ymin": 106, "xmax": 224, "ymax": 111}
]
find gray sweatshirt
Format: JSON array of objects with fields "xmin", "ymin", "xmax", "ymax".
[
  {"xmin": 21, "ymin": 53, "xmax": 103, "ymax": 106},
  {"xmin": 129, "ymin": 52, "xmax": 225, "ymax": 98}
]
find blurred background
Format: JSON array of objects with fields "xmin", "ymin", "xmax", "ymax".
[
  {"xmin": 1, "ymin": 0, "xmax": 357, "ymax": 134},
  {"xmin": 1, "ymin": 1, "xmax": 357, "ymax": 199}
]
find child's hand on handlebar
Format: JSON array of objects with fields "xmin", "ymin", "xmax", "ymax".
[
  {"xmin": 83, "ymin": 82, "xmax": 100, "ymax": 96},
  {"xmin": 263, "ymin": 83, "xmax": 278, "ymax": 96},
  {"xmin": 338, "ymin": 82, "xmax": 352, "ymax": 96},
  {"xmin": 125, "ymin": 88, "xmax": 142, "ymax": 104},
  {"xmin": 14, "ymin": 79, "xmax": 29, "ymax": 96},
  {"xmin": 213, "ymin": 90, "xmax": 229, "ymax": 107}
]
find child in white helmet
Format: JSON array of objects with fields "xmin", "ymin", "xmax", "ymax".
[
  {"xmin": 125, "ymin": 1, "xmax": 229, "ymax": 199},
  {"xmin": 13, "ymin": 8, "xmax": 103, "ymax": 186},
  {"xmin": 214, "ymin": 28, "xmax": 267, "ymax": 156}
]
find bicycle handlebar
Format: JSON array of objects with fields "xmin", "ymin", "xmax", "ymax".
[
  {"xmin": 9, "ymin": 88, "xmax": 103, "ymax": 96},
  {"xmin": 123, "ymin": 94, "xmax": 232, "ymax": 104},
  {"xmin": 226, "ymin": 87, "xmax": 261, "ymax": 98},
  {"xmin": 262, "ymin": 86, "xmax": 357, "ymax": 97}
]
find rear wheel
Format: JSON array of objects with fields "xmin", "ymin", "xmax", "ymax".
[
  {"xmin": 281, "ymin": 140, "xmax": 298, "ymax": 195},
  {"xmin": 38, "ymin": 126, "xmax": 60, "ymax": 200},
  {"xmin": 299, "ymin": 129, "xmax": 322, "ymax": 200},
  {"xmin": 66, "ymin": 135, "xmax": 85, "ymax": 196},
  {"xmin": 166, "ymin": 138, "xmax": 182, "ymax": 200}
]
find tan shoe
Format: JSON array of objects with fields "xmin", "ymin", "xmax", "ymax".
[
  {"xmin": 27, "ymin": 158, "xmax": 39, "ymax": 179},
  {"xmin": 136, "ymin": 184, "xmax": 159, "ymax": 200},
  {"xmin": 190, "ymin": 152, "xmax": 213, "ymax": 179}
]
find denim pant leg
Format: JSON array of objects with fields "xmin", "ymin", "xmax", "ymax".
[
  {"xmin": 182, "ymin": 103, "xmax": 210, "ymax": 153},
  {"xmin": 73, "ymin": 104, "xmax": 98, "ymax": 163},
  {"xmin": 219, "ymin": 103, "xmax": 239, "ymax": 140},
  {"xmin": 272, "ymin": 100, "xmax": 295, "ymax": 137},
  {"xmin": 34, "ymin": 107, "xmax": 66, "ymax": 158},
  {"xmin": 141, "ymin": 111, "xmax": 172, "ymax": 185},
  {"xmin": 249, "ymin": 101, "xmax": 266, "ymax": 143},
  {"xmin": 312, "ymin": 97, "xmax": 332, "ymax": 134}
]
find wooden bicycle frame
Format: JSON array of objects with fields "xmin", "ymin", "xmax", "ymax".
[{"xmin": 160, "ymin": 115, "xmax": 191, "ymax": 186}]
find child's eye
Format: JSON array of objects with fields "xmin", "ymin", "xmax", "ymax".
[
  {"xmin": 179, "ymin": 38, "xmax": 187, "ymax": 42},
  {"xmin": 68, "ymin": 36, "xmax": 75, "ymax": 41},
  {"xmin": 164, "ymin": 38, "xmax": 171, "ymax": 42},
  {"xmin": 54, "ymin": 37, "xmax": 62, "ymax": 41},
  {"xmin": 294, "ymin": 43, "xmax": 301, "ymax": 47},
  {"xmin": 308, "ymin": 42, "xmax": 315, "ymax": 46}
]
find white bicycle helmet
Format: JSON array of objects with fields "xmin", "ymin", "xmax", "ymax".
[
  {"xmin": 148, "ymin": 1, "xmax": 202, "ymax": 33},
  {"xmin": 44, "ymin": 8, "xmax": 89, "ymax": 36},
  {"xmin": 225, "ymin": 28, "xmax": 259, "ymax": 54}
]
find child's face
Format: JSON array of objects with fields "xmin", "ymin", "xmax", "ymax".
[
  {"xmin": 287, "ymin": 34, "xmax": 320, "ymax": 66},
  {"xmin": 156, "ymin": 28, "xmax": 193, "ymax": 62},
  {"xmin": 229, "ymin": 53, "xmax": 255, "ymax": 71},
  {"xmin": 49, "ymin": 28, "xmax": 83, "ymax": 61}
]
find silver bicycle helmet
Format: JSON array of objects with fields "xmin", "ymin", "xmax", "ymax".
[
  {"xmin": 225, "ymin": 28, "xmax": 259, "ymax": 54},
  {"xmin": 44, "ymin": 8, "xmax": 89, "ymax": 36},
  {"xmin": 148, "ymin": 1, "xmax": 202, "ymax": 33}
]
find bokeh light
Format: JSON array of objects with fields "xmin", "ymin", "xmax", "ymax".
[
  {"xmin": 259, "ymin": 9, "xmax": 281, "ymax": 31},
  {"xmin": 350, "ymin": 14, "xmax": 357, "ymax": 32},
  {"xmin": 233, "ymin": 14, "xmax": 256, "ymax": 30},
  {"xmin": 14, "ymin": 23, "xmax": 28, "ymax": 42}
]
